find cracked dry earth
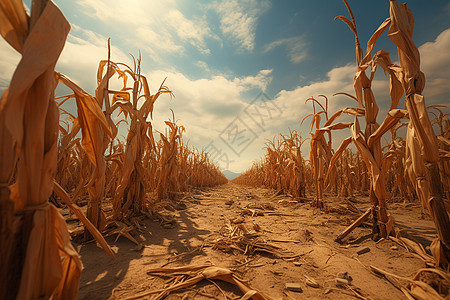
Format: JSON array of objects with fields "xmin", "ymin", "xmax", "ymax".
[{"xmin": 72, "ymin": 183, "xmax": 437, "ymax": 300}]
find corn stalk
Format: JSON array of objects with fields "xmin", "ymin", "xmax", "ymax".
[
  {"xmin": 155, "ymin": 113, "xmax": 184, "ymax": 200},
  {"xmin": 302, "ymin": 95, "xmax": 334, "ymax": 208},
  {"xmin": 367, "ymin": 0, "xmax": 450, "ymax": 266},
  {"xmin": 325, "ymin": 0, "xmax": 395, "ymax": 239},
  {"xmin": 112, "ymin": 55, "xmax": 172, "ymax": 220},
  {"xmin": 0, "ymin": 1, "xmax": 81, "ymax": 299},
  {"xmin": 233, "ymin": 131, "xmax": 307, "ymax": 198},
  {"xmin": 429, "ymin": 107, "xmax": 450, "ymax": 205},
  {"xmin": 55, "ymin": 72, "xmax": 114, "ymax": 239}
]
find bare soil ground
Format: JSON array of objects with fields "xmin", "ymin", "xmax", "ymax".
[{"xmin": 65, "ymin": 183, "xmax": 440, "ymax": 300}]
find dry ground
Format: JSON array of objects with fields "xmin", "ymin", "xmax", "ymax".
[{"xmin": 65, "ymin": 183, "xmax": 439, "ymax": 300}]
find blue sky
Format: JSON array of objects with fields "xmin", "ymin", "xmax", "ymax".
[{"xmin": 1, "ymin": 0, "xmax": 450, "ymax": 172}]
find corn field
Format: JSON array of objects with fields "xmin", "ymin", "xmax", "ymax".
[
  {"xmin": 234, "ymin": 0, "xmax": 450, "ymax": 269},
  {"xmin": 0, "ymin": 0, "xmax": 226, "ymax": 299},
  {"xmin": 1, "ymin": 0, "xmax": 449, "ymax": 299}
]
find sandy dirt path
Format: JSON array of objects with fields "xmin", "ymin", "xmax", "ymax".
[{"xmin": 73, "ymin": 182, "xmax": 437, "ymax": 299}]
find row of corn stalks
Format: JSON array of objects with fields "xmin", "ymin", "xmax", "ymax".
[
  {"xmin": 0, "ymin": 1, "xmax": 226, "ymax": 299},
  {"xmin": 234, "ymin": 0, "xmax": 450, "ymax": 268},
  {"xmin": 232, "ymin": 130, "xmax": 309, "ymax": 199},
  {"xmin": 54, "ymin": 49, "xmax": 228, "ymax": 230}
]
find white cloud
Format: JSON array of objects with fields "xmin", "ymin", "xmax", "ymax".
[
  {"xmin": 213, "ymin": 0, "xmax": 270, "ymax": 52},
  {"xmin": 264, "ymin": 36, "xmax": 308, "ymax": 64},
  {"xmin": 56, "ymin": 26, "xmax": 131, "ymax": 94},
  {"xmin": 147, "ymin": 68, "xmax": 272, "ymax": 125},
  {"xmin": 135, "ymin": 26, "xmax": 183, "ymax": 57},
  {"xmin": 234, "ymin": 69, "xmax": 272, "ymax": 92},
  {"xmin": 139, "ymin": 67, "xmax": 274, "ymax": 172},
  {"xmin": 274, "ymin": 64, "xmax": 356, "ymax": 125},
  {"xmin": 77, "ymin": 0, "xmax": 217, "ymax": 60},
  {"xmin": 420, "ymin": 27, "xmax": 450, "ymax": 102},
  {"xmin": 196, "ymin": 60, "xmax": 211, "ymax": 73},
  {"xmin": 166, "ymin": 10, "xmax": 217, "ymax": 54}
]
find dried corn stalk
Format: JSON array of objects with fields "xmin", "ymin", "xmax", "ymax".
[
  {"xmin": 336, "ymin": 148, "xmax": 355, "ymax": 198},
  {"xmin": 55, "ymin": 112, "xmax": 82, "ymax": 193},
  {"xmin": 282, "ymin": 129, "xmax": 307, "ymax": 198},
  {"xmin": 364, "ymin": 0, "xmax": 450, "ymax": 266},
  {"xmin": 233, "ymin": 131, "xmax": 307, "ymax": 199},
  {"xmin": 53, "ymin": 41, "xmax": 126, "ymax": 238},
  {"xmin": 429, "ymin": 107, "xmax": 450, "ymax": 201},
  {"xmin": 56, "ymin": 72, "xmax": 113, "ymax": 238},
  {"xmin": 0, "ymin": 1, "xmax": 81, "ymax": 299},
  {"xmin": 302, "ymin": 95, "xmax": 334, "ymax": 208},
  {"xmin": 112, "ymin": 55, "xmax": 173, "ymax": 220},
  {"xmin": 385, "ymin": 0, "xmax": 449, "ymax": 265},
  {"xmin": 383, "ymin": 123, "xmax": 414, "ymax": 203},
  {"xmin": 155, "ymin": 114, "xmax": 184, "ymax": 199},
  {"xmin": 324, "ymin": 0, "xmax": 395, "ymax": 239}
]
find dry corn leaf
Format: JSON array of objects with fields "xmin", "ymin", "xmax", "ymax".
[
  {"xmin": 53, "ymin": 181, "xmax": 116, "ymax": 259},
  {"xmin": 125, "ymin": 264, "xmax": 275, "ymax": 300}
]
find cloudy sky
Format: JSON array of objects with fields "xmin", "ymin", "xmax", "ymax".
[{"xmin": 1, "ymin": 0, "xmax": 449, "ymax": 173}]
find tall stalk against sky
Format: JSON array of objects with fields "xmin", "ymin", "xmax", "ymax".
[{"xmin": 319, "ymin": 0, "xmax": 396, "ymax": 238}]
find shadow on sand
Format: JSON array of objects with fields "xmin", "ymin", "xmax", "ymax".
[{"xmin": 76, "ymin": 192, "xmax": 216, "ymax": 300}]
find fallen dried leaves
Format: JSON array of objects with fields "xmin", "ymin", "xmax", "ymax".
[{"xmin": 123, "ymin": 263, "xmax": 275, "ymax": 300}]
